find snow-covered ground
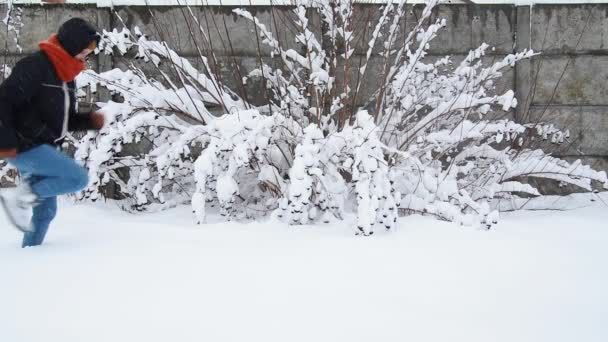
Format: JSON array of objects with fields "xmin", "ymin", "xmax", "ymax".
[{"xmin": 1, "ymin": 194, "xmax": 608, "ymax": 342}]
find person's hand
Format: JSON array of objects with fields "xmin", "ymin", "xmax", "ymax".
[
  {"xmin": 90, "ymin": 111, "xmax": 105, "ymax": 130},
  {"xmin": 0, "ymin": 148, "xmax": 17, "ymax": 159}
]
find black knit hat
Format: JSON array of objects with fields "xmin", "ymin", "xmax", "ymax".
[{"xmin": 57, "ymin": 18, "xmax": 100, "ymax": 56}]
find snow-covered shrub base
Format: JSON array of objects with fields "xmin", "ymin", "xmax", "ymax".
[{"xmin": 65, "ymin": 0, "xmax": 607, "ymax": 233}]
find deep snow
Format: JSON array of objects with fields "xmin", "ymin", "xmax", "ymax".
[{"xmin": 1, "ymin": 194, "xmax": 607, "ymax": 342}]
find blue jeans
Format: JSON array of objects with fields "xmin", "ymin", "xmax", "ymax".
[{"xmin": 7, "ymin": 145, "xmax": 89, "ymax": 247}]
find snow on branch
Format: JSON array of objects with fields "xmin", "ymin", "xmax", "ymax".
[{"xmin": 64, "ymin": 0, "xmax": 606, "ymax": 233}]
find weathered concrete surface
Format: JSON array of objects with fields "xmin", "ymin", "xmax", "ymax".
[
  {"xmin": 1, "ymin": 3, "xmax": 607, "ymax": 183},
  {"xmin": 431, "ymin": 4, "xmax": 516, "ymax": 55},
  {"xmin": 530, "ymin": 4, "xmax": 608, "ymax": 55},
  {"xmin": 528, "ymin": 55, "xmax": 608, "ymax": 106},
  {"xmin": 115, "ymin": 6, "xmax": 307, "ymax": 57},
  {"xmin": 350, "ymin": 4, "xmax": 515, "ymax": 56},
  {"xmin": 0, "ymin": 4, "xmax": 103, "ymax": 55},
  {"xmin": 579, "ymin": 107, "xmax": 608, "ymax": 156}
]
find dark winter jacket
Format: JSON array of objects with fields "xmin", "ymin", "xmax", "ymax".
[{"xmin": 0, "ymin": 51, "xmax": 97, "ymax": 152}]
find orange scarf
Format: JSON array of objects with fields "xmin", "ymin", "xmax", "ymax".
[{"xmin": 38, "ymin": 34, "xmax": 85, "ymax": 82}]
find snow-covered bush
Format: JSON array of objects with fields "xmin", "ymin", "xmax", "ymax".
[{"xmin": 65, "ymin": 0, "xmax": 606, "ymax": 232}]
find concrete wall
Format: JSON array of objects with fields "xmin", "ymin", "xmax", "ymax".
[{"xmin": 1, "ymin": 3, "xmax": 607, "ymax": 174}]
